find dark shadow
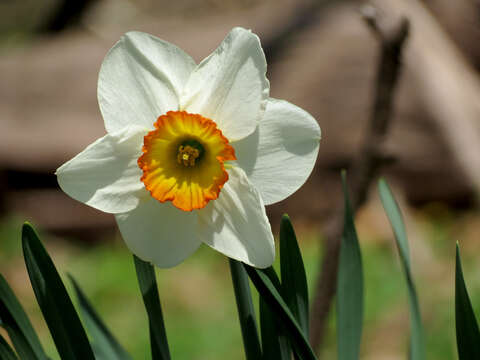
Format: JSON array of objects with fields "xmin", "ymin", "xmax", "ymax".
[{"xmin": 40, "ymin": 0, "xmax": 98, "ymax": 33}]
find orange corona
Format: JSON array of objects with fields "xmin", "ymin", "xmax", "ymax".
[{"xmin": 138, "ymin": 111, "xmax": 236, "ymax": 211}]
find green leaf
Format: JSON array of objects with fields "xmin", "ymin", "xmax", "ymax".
[
  {"xmin": 0, "ymin": 334, "xmax": 18, "ymax": 360},
  {"xmin": 455, "ymin": 243, "xmax": 480, "ymax": 359},
  {"xmin": 0, "ymin": 275, "xmax": 47, "ymax": 360},
  {"xmin": 258, "ymin": 266, "xmax": 292, "ymax": 360},
  {"xmin": 280, "ymin": 214, "xmax": 309, "ymax": 337},
  {"xmin": 337, "ymin": 171, "xmax": 364, "ymax": 360},
  {"xmin": 244, "ymin": 265, "xmax": 317, "ymax": 360},
  {"xmin": 229, "ymin": 259, "xmax": 262, "ymax": 360},
  {"xmin": 22, "ymin": 222, "xmax": 95, "ymax": 360},
  {"xmin": 133, "ymin": 255, "xmax": 171, "ymax": 360},
  {"xmin": 260, "ymin": 297, "xmax": 291, "ymax": 360},
  {"xmin": 378, "ymin": 179, "xmax": 425, "ymax": 360},
  {"xmin": 69, "ymin": 275, "xmax": 132, "ymax": 360}
]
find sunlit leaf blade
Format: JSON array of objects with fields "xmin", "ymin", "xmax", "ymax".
[
  {"xmin": 378, "ymin": 179, "xmax": 425, "ymax": 360},
  {"xmin": 133, "ymin": 255, "xmax": 171, "ymax": 360},
  {"xmin": 0, "ymin": 334, "xmax": 18, "ymax": 360},
  {"xmin": 262, "ymin": 267, "xmax": 282, "ymax": 291},
  {"xmin": 337, "ymin": 171, "xmax": 364, "ymax": 360},
  {"xmin": 280, "ymin": 214, "xmax": 309, "ymax": 337},
  {"xmin": 69, "ymin": 275, "xmax": 132, "ymax": 360},
  {"xmin": 244, "ymin": 265, "xmax": 317, "ymax": 360},
  {"xmin": 229, "ymin": 259, "xmax": 262, "ymax": 360},
  {"xmin": 260, "ymin": 296, "xmax": 292, "ymax": 360},
  {"xmin": 0, "ymin": 275, "xmax": 47, "ymax": 360},
  {"xmin": 22, "ymin": 222, "xmax": 95, "ymax": 360},
  {"xmin": 455, "ymin": 243, "xmax": 480, "ymax": 359}
]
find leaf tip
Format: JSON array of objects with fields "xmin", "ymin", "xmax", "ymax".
[
  {"xmin": 378, "ymin": 177, "xmax": 388, "ymax": 189},
  {"xmin": 22, "ymin": 221, "xmax": 32, "ymax": 232},
  {"xmin": 21, "ymin": 221, "xmax": 38, "ymax": 237},
  {"xmin": 21, "ymin": 222, "xmax": 36, "ymax": 248}
]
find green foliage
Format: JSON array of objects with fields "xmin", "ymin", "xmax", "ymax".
[
  {"xmin": 0, "ymin": 334, "xmax": 19, "ymax": 360},
  {"xmin": 2, "ymin": 177, "xmax": 479, "ymax": 360},
  {"xmin": 244, "ymin": 264, "xmax": 317, "ymax": 360},
  {"xmin": 280, "ymin": 214, "xmax": 309, "ymax": 338},
  {"xmin": 336, "ymin": 172, "xmax": 364, "ymax": 360},
  {"xmin": 253, "ymin": 213, "xmax": 310, "ymax": 360},
  {"xmin": 379, "ymin": 179, "xmax": 425, "ymax": 360},
  {"xmin": 229, "ymin": 259, "xmax": 262, "ymax": 360},
  {"xmin": 1, "ymin": 222, "xmax": 174, "ymax": 360},
  {"xmin": 0, "ymin": 274, "xmax": 47, "ymax": 359},
  {"xmin": 69, "ymin": 275, "xmax": 132, "ymax": 360},
  {"xmin": 22, "ymin": 222, "xmax": 95, "ymax": 360},
  {"xmin": 455, "ymin": 243, "xmax": 480, "ymax": 359},
  {"xmin": 133, "ymin": 255, "xmax": 171, "ymax": 360},
  {"xmin": 259, "ymin": 296, "xmax": 291, "ymax": 360},
  {"xmin": 229, "ymin": 211, "xmax": 316, "ymax": 359}
]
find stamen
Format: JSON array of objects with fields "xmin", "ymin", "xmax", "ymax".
[{"xmin": 177, "ymin": 145, "xmax": 200, "ymax": 167}]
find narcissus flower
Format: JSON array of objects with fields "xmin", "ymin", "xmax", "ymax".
[{"xmin": 56, "ymin": 28, "xmax": 320, "ymax": 268}]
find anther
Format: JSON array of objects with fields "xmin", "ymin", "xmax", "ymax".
[{"xmin": 177, "ymin": 145, "xmax": 200, "ymax": 167}]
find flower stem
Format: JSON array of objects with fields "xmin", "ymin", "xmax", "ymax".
[{"xmin": 229, "ymin": 259, "xmax": 262, "ymax": 360}]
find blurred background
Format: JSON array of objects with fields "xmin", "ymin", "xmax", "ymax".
[{"xmin": 1, "ymin": 0, "xmax": 480, "ymax": 358}]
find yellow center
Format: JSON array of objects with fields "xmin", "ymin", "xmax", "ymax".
[{"xmin": 138, "ymin": 111, "xmax": 236, "ymax": 212}]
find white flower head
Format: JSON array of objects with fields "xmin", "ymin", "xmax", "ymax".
[{"xmin": 56, "ymin": 28, "xmax": 321, "ymax": 269}]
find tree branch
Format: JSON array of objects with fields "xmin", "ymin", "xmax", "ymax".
[{"xmin": 309, "ymin": 7, "xmax": 410, "ymax": 354}]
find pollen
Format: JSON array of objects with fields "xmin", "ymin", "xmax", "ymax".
[
  {"xmin": 177, "ymin": 145, "xmax": 200, "ymax": 167},
  {"xmin": 138, "ymin": 111, "xmax": 236, "ymax": 211}
]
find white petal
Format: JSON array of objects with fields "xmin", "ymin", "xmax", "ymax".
[
  {"xmin": 99, "ymin": 31, "xmax": 197, "ymax": 133},
  {"xmin": 181, "ymin": 27, "xmax": 269, "ymax": 141},
  {"xmin": 116, "ymin": 199, "xmax": 201, "ymax": 268},
  {"xmin": 56, "ymin": 126, "xmax": 148, "ymax": 214},
  {"xmin": 233, "ymin": 98, "xmax": 321, "ymax": 205},
  {"xmin": 197, "ymin": 167, "xmax": 275, "ymax": 268}
]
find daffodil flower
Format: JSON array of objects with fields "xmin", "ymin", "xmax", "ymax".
[{"xmin": 56, "ymin": 28, "xmax": 321, "ymax": 268}]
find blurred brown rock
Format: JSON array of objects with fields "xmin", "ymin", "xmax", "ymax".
[{"xmin": 1, "ymin": 0, "xmax": 479, "ymax": 234}]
